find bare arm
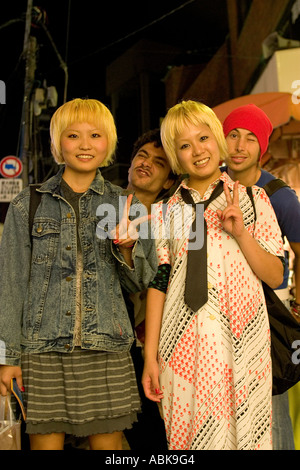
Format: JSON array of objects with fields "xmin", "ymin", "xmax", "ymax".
[
  {"xmin": 217, "ymin": 181, "xmax": 283, "ymax": 289},
  {"xmin": 234, "ymin": 230, "xmax": 283, "ymax": 288},
  {"xmin": 142, "ymin": 288, "xmax": 165, "ymax": 402},
  {"xmin": 117, "ymin": 245, "xmax": 135, "ymax": 268}
]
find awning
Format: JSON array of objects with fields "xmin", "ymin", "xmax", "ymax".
[{"xmin": 213, "ymin": 92, "xmax": 300, "ymax": 129}]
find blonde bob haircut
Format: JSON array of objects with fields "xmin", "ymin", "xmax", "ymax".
[
  {"xmin": 160, "ymin": 100, "xmax": 228, "ymax": 175},
  {"xmin": 50, "ymin": 98, "xmax": 117, "ymax": 166}
]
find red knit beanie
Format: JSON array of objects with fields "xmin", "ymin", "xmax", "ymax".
[{"xmin": 223, "ymin": 104, "xmax": 273, "ymax": 159}]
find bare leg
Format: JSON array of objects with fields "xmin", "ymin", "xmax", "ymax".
[
  {"xmin": 88, "ymin": 431, "xmax": 123, "ymax": 450},
  {"xmin": 29, "ymin": 432, "xmax": 65, "ymax": 450}
]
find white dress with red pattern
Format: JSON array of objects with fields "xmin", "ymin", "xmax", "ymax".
[{"xmin": 152, "ymin": 172, "xmax": 283, "ymax": 450}]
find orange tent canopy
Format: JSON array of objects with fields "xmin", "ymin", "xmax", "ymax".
[{"xmin": 213, "ymin": 92, "xmax": 300, "ymax": 128}]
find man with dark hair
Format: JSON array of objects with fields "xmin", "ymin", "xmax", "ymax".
[
  {"xmin": 128, "ymin": 128, "xmax": 177, "ymax": 210},
  {"xmin": 123, "ymin": 129, "xmax": 176, "ymax": 451}
]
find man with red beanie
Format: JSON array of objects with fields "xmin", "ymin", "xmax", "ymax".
[{"xmin": 223, "ymin": 103, "xmax": 300, "ymax": 450}]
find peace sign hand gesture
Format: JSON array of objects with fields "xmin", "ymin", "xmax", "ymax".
[
  {"xmin": 111, "ymin": 193, "xmax": 151, "ymax": 249},
  {"xmin": 216, "ymin": 180, "xmax": 245, "ymax": 239}
]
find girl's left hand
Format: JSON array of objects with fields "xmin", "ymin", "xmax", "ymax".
[
  {"xmin": 216, "ymin": 181, "xmax": 245, "ymax": 239},
  {"xmin": 111, "ymin": 193, "xmax": 151, "ymax": 248}
]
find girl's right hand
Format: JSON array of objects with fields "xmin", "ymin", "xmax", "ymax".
[
  {"xmin": 0, "ymin": 365, "xmax": 23, "ymax": 396},
  {"xmin": 142, "ymin": 359, "xmax": 163, "ymax": 403},
  {"xmin": 216, "ymin": 181, "xmax": 245, "ymax": 239}
]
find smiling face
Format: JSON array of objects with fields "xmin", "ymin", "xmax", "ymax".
[
  {"xmin": 175, "ymin": 122, "xmax": 221, "ymax": 190},
  {"xmin": 60, "ymin": 121, "xmax": 108, "ymax": 180}
]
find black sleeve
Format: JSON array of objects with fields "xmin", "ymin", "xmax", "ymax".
[{"xmin": 148, "ymin": 264, "xmax": 171, "ymax": 293}]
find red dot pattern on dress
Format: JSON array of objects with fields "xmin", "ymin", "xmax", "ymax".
[{"xmin": 164, "ymin": 318, "xmax": 235, "ymax": 449}]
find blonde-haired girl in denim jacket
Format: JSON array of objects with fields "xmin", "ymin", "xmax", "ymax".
[{"xmin": 0, "ymin": 98, "xmax": 157, "ymax": 450}]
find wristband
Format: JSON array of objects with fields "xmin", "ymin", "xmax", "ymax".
[{"xmin": 291, "ymin": 300, "xmax": 300, "ymax": 318}]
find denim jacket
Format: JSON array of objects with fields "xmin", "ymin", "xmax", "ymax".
[{"xmin": 0, "ymin": 168, "xmax": 157, "ymax": 366}]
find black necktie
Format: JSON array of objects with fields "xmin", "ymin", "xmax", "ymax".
[{"xmin": 181, "ymin": 181, "xmax": 224, "ymax": 312}]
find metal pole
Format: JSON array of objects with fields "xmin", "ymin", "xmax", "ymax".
[{"xmin": 20, "ymin": 0, "xmax": 35, "ymax": 187}]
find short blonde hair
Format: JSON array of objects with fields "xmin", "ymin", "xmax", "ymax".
[
  {"xmin": 50, "ymin": 98, "xmax": 117, "ymax": 165},
  {"xmin": 160, "ymin": 100, "xmax": 228, "ymax": 175}
]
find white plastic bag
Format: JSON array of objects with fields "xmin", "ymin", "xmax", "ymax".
[{"xmin": 0, "ymin": 394, "xmax": 21, "ymax": 450}]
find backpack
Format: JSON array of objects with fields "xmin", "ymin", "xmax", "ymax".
[{"xmin": 247, "ymin": 178, "xmax": 300, "ymax": 395}]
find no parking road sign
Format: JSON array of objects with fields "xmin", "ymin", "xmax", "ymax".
[{"xmin": 0, "ymin": 156, "xmax": 23, "ymax": 178}]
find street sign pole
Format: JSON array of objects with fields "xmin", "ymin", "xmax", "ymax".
[{"xmin": 20, "ymin": 0, "xmax": 35, "ymax": 188}]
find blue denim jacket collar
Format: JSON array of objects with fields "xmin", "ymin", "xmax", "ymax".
[{"xmin": 38, "ymin": 166, "xmax": 105, "ymax": 196}]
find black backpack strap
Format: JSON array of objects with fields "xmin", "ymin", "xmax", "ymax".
[
  {"xmin": 263, "ymin": 178, "xmax": 288, "ymax": 197},
  {"xmin": 246, "ymin": 186, "xmax": 257, "ymax": 222},
  {"xmin": 247, "ymin": 181, "xmax": 286, "ymax": 283},
  {"xmin": 29, "ymin": 184, "xmax": 42, "ymax": 240},
  {"xmin": 246, "ymin": 178, "xmax": 289, "ymax": 222}
]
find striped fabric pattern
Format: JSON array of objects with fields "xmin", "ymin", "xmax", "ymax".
[{"xmin": 21, "ymin": 349, "xmax": 140, "ymax": 436}]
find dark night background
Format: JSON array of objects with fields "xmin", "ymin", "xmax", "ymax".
[
  {"xmin": 0, "ymin": 0, "xmax": 229, "ymax": 166},
  {"xmin": 0, "ymin": 0, "xmax": 299, "ymax": 221}
]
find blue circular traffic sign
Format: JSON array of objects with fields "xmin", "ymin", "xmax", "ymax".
[{"xmin": 0, "ymin": 156, "xmax": 23, "ymax": 178}]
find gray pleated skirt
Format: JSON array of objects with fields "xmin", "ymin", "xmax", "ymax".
[{"xmin": 20, "ymin": 348, "xmax": 140, "ymax": 436}]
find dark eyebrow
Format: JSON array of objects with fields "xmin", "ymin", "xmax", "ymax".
[
  {"xmin": 155, "ymin": 156, "xmax": 167, "ymax": 165},
  {"xmin": 137, "ymin": 149, "xmax": 167, "ymax": 164},
  {"xmin": 137, "ymin": 149, "xmax": 149, "ymax": 157},
  {"xmin": 231, "ymin": 128, "xmax": 256, "ymax": 137}
]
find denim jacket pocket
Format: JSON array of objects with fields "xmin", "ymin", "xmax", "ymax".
[{"xmin": 31, "ymin": 220, "xmax": 61, "ymax": 263}]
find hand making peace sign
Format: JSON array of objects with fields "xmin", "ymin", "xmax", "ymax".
[
  {"xmin": 111, "ymin": 193, "xmax": 151, "ymax": 249},
  {"xmin": 216, "ymin": 180, "xmax": 246, "ymax": 239}
]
